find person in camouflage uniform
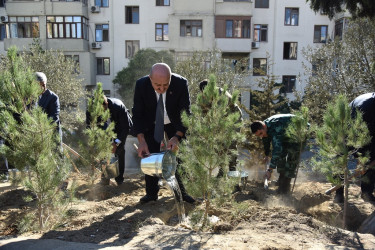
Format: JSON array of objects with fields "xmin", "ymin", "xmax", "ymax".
[{"xmin": 251, "ymin": 114, "xmax": 301, "ymax": 194}]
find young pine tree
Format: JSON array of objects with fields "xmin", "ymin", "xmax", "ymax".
[
  {"xmin": 0, "ymin": 47, "xmax": 71, "ymax": 231},
  {"xmin": 179, "ymin": 74, "xmax": 244, "ymax": 228},
  {"xmin": 313, "ymin": 94, "xmax": 370, "ymax": 228},
  {"xmin": 77, "ymin": 83, "xmax": 115, "ymax": 184},
  {"xmin": 285, "ymin": 106, "xmax": 311, "ymax": 192}
]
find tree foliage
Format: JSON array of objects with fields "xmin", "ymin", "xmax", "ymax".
[
  {"xmin": 76, "ymin": 83, "xmax": 116, "ymax": 184},
  {"xmin": 0, "ymin": 47, "xmax": 72, "ymax": 231},
  {"xmin": 113, "ymin": 48, "xmax": 174, "ymax": 108},
  {"xmin": 19, "ymin": 39, "xmax": 85, "ymax": 130},
  {"xmin": 306, "ymin": 0, "xmax": 375, "ymax": 19},
  {"xmin": 313, "ymin": 94, "xmax": 370, "ymax": 228},
  {"xmin": 179, "ymin": 74, "xmax": 244, "ymax": 229},
  {"xmin": 302, "ymin": 17, "xmax": 375, "ymax": 124},
  {"xmin": 174, "ymin": 49, "xmax": 250, "ymax": 103}
]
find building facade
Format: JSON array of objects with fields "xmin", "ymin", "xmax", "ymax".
[{"xmin": 0, "ymin": 0, "xmax": 348, "ymax": 109}]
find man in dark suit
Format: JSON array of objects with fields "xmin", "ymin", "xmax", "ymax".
[
  {"xmin": 36, "ymin": 72, "xmax": 62, "ymax": 143},
  {"xmin": 132, "ymin": 63, "xmax": 195, "ymax": 203},
  {"xmin": 102, "ymin": 96, "xmax": 132, "ymax": 185}
]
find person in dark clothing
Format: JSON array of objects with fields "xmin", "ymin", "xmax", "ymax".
[
  {"xmin": 251, "ymin": 114, "xmax": 306, "ymax": 194},
  {"xmin": 132, "ymin": 63, "xmax": 195, "ymax": 204},
  {"xmin": 199, "ymin": 80, "xmax": 243, "ymax": 177},
  {"xmin": 334, "ymin": 93, "xmax": 375, "ymax": 203},
  {"xmin": 102, "ymin": 95, "xmax": 132, "ymax": 186},
  {"xmin": 36, "ymin": 72, "xmax": 62, "ymax": 144}
]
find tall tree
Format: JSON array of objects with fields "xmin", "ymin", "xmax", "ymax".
[
  {"xmin": 19, "ymin": 39, "xmax": 85, "ymax": 130},
  {"xmin": 306, "ymin": 0, "xmax": 375, "ymax": 19},
  {"xmin": 174, "ymin": 49, "xmax": 250, "ymax": 103},
  {"xmin": 313, "ymin": 94, "xmax": 370, "ymax": 229},
  {"xmin": 179, "ymin": 74, "xmax": 244, "ymax": 228},
  {"xmin": 302, "ymin": 17, "xmax": 375, "ymax": 124},
  {"xmin": 113, "ymin": 48, "xmax": 174, "ymax": 108},
  {"xmin": 0, "ymin": 47, "xmax": 71, "ymax": 231}
]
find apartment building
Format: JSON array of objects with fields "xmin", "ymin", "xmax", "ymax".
[{"xmin": 0, "ymin": 0, "xmax": 348, "ymax": 109}]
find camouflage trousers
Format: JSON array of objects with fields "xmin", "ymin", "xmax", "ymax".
[{"xmin": 277, "ymin": 142, "xmax": 301, "ymax": 179}]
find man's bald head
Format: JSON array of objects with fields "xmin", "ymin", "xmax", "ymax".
[{"xmin": 149, "ymin": 63, "xmax": 172, "ymax": 94}]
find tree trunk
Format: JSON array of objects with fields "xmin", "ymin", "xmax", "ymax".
[{"xmin": 343, "ymin": 167, "xmax": 349, "ymax": 229}]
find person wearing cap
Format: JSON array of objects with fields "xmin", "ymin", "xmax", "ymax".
[
  {"xmin": 250, "ymin": 114, "xmax": 304, "ymax": 194},
  {"xmin": 132, "ymin": 63, "xmax": 195, "ymax": 204},
  {"xmin": 35, "ymin": 72, "xmax": 62, "ymax": 143}
]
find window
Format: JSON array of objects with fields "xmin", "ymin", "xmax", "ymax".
[
  {"xmin": 254, "ymin": 24, "xmax": 267, "ymax": 42},
  {"xmin": 95, "ymin": 24, "xmax": 109, "ymax": 42},
  {"xmin": 0, "ymin": 24, "xmax": 5, "ymax": 40},
  {"xmin": 95, "ymin": 0, "xmax": 108, "ymax": 7},
  {"xmin": 313, "ymin": 25, "xmax": 327, "ymax": 43},
  {"xmin": 222, "ymin": 52, "xmax": 250, "ymax": 73},
  {"xmin": 255, "ymin": 0, "xmax": 269, "ymax": 8},
  {"xmin": 335, "ymin": 18, "xmax": 348, "ymax": 39},
  {"xmin": 9, "ymin": 17, "xmax": 39, "ymax": 38},
  {"xmin": 253, "ymin": 58, "xmax": 267, "ymax": 76},
  {"xmin": 125, "ymin": 6, "xmax": 139, "ymax": 24},
  {"xmin": 180, "ymin": 20, "xmax": 202, "ymax": 37},
  {"xmin": 47, "ymin": 16, "xmax": 88, "ymax": 39},
  {"xmin": 285, "ymin": 8, "xmax": 299, "ymax": 26},
  {"xmin": 97, "ymin": 58, "xmax": 110, "ymax": 75},
  {"xmin": 155, "ymin": 23, "xmax": 169, "ymax": 41},
  {"xmin": 0, "ymin": 0, "xmax": 4, "ymax": 7},
  {"xmin": 215, "ymin": 16, "xmax": 251, "ymax": 38},
  {"xmin": 156, "ymin": 0, "xmax": 170, "ymax": 6},
  {"xmin": 283, "ymin": 42, "xmax": 297, "ymax": 60},
  {"xmin": 282, "ymin": 75, "xmax": 296, "ymax": 93},
  {"xmin": 126, "ymin": 40, "xmax": 140, "ymax": 58}
]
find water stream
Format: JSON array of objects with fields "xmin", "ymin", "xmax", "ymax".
[{"xmin": 164, "ymin": 176, "xmax": 186, "ymax": 224}]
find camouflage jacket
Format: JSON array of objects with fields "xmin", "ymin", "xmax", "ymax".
[{"xmin": 262, "ymin": 114, "xmax": 295, "ymax": 169}]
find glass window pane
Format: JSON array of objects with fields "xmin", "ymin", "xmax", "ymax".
[
  {"xmin": 97, "ymin": 59, "xmax": 103, "ymax": 74},
  {"xmin": 71, "ymin": 24, "xmax": 76, "ymax": 38},
  {"xmin": 56, "ymin": 16, "xmax": 63, "ymax": 23},
  {"xmin": 104, "ymin": 58, "xmax": 110, "ymax": 74},
  {"xmin": 226, "ymin": 20, "xmax": 233, "ymax": 37},
  {"xmin": 59, "ymin": 23, "xmax": 64, "ymax": 37},
  {"xmin": 77, "ymin": 23, "xmax": 82, "ymax": 38},
  {"xmin": 66, "ymin": 24, "xmax": 71, "ymax": 38},
  {"xmin": 32, "ymin": 17, "xmax": 39, "ymax": 22},
  {"xmin": 164, "ymin": 24, "xmax": 169, "ymax": 40},
  {"xmin": 65, "ymin": 16, "xmax": 73, "ymax": 22},
  {"xmin": 73, "ymin": 16, "xmax": 81, "ymax": 23},
  {"xmin": 103, "ymin": 0, "xmax": 109, "ymax": 7},
  {"xmin": 285, "ymin": 9, "xmax": 291, "ymax": 25},
  {"xmin": 18, "ymin": 17, "xmax": 25, "ymax": 22},
  {"xmin": 47, "ymin": 16, "xmax": 55, "ymax": 22},
  {"xmin": 96, "ymin": 30, "xmax": 102, "ymax": 42},
  {"xmin": 25, "ymin": 17, "xmax": 31, "ymax": 22},
  {"xmin": 133, "ymin": 8, "xmax": 139, "ymax": 23},
  {"xmin": 47, "ymin": 23, "xmax": 52, "ymax": 38},
  {"xmin": 10, "ymin": 23, "xmax": 18, "ymax": 38},
  {"xmin": 25, "ymin": 23, "xmax": 32, "ymax": 37}
]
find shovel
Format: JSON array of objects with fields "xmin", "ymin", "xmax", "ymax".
[{"xmin": 264, "ymin": 161, "xmax": 270, "ymax": 190}]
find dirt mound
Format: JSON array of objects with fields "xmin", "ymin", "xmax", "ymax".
[{"xmin": 1, "ymin": 173, "xmax": 375, "ymax": 249}]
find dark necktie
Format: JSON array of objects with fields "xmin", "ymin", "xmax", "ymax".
[{"xmin": 154, "ymin": 94, "xmax": 164, "ymax": 143}]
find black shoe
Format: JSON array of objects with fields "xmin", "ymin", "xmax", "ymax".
[
  {"xmin": 116, "ymin": 181, "xmax": 123, "ymax": 186},
  {"xmin": 140, "ymin": 194, "xmax": 158, "ymax": 203},
  {"xmin": 182, "ymin": 195, "xmax": 196, "ymax": 204},
  {"xmin": 361, "ymin": 193, "xmax": 375, "ymax": 202}
]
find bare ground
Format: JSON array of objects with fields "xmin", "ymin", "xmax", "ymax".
[{"xmin": 0, "ymin": 172, "xmax": 375, "ymax": 250}]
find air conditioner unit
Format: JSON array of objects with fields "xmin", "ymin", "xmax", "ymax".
[
  {"xmin": 91, "ymin": 5, "xmax": 100, "ymax": 13},
  {"xmin": 0, "ymin": 16, "xmax": 8, "ymax": 23},
  {"xmin": 251, "ymin": 41, "xmax": 260, "ymax": 49},
  {"xmin": 91, "ymin": 42, "xmax": 102, "ymax": 49}
]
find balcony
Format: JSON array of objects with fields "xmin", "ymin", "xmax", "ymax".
[
  {"xmin": 5, "ymin": 0, "xmax": 88, "ymax": 16},
  {"xmin": 216, "ymin": 38, "xmax": 251, "ymax": 53}
]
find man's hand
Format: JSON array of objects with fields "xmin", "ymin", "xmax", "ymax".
[
  {"xmin": 167, "ymin": 136, "xmax": 179, "ymax": 153},
  {"xmin": 137, "ymin": 134, "xmax": 150, "ymax": 158},
  {"xmin": 137, "ymin": 140, "xmax": 150, "ymax": 158},
  {"xmin": 264, "ymin": 168, "xmax": 273, "ymax": 180}
]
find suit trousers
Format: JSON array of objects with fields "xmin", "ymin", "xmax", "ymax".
[
  {"xmin": 144, "ymin": 123, "xmax": 187, "ymax": 197},
  {"xmin": 114, "ymin": 142, "xmax": 126, "ymax": 184}
]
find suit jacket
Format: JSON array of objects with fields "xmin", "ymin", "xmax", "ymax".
[
  {"xmin": 38, "ymin": 89, "xmax": 60, "ymax": 124},
  {"xmin": 107, "ymin": 98, "xmax": 131, "ymax": 143},
  {"xmin": 132, "ymin": 73, "xmax": 191, "ymax": 137}
]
